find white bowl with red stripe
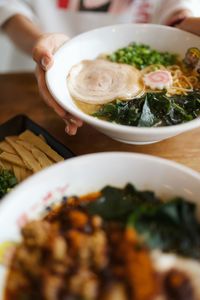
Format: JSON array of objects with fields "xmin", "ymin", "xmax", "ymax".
[{"xmin": 46, "ymin": 24, "xmax": 200, "ymax": 144}]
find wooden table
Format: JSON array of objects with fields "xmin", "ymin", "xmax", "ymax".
[{"xmin": 1, "ymin": 73, "xmax": 200, "ymax": 172}]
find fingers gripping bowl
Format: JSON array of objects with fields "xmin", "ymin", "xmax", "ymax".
[
  {"xmin": 1, "ymin": 152, "xmax": 200, "ymax": 298},
  {"xmin": 46, "ymin": 24, "xmax": 200, "ymax": 144}
]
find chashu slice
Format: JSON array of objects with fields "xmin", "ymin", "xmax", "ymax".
[{"xmin": 67, "ymin": 59, "xmax": 144, "ymax": 104}]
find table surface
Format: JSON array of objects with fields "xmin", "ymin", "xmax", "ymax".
[{"xmin": 1, "ymin": 73, "xmax": 200, "ymax": 172}]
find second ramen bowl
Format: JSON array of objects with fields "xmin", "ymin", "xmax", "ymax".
[{"xmin": 46, "ymin": 24, "xmax": 200, "ymax": 144}]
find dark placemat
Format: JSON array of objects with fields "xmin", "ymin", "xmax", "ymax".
[{"xmin": 0, "ymin": 115, "xmax": 74, "ymax": 159}]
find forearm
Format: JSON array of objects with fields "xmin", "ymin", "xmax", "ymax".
[
  {"xmin": 2, "ymin": 14, "xmax": 42, "ymax": 55},
  {"xmin": 177, "ymin": 17, "xmax": 200, "ymax": 36}
]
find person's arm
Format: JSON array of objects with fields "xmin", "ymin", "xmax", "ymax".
[
  {"xmin": 2, "ymin": 14, "xmax": 41, "ymax": 55},
  {"xmin": 2, "ymin": 14, "xmax": 82, "ymax": 135},
  {"xmin": 177, "ymin": 17, "xmax": 200, "ymax": 36},
  {"xmin": 154, "ymin": 0, "xmax": 198, "ymax": 26},
  {"xmin": 165, "ymin": 9, "xmax": 192, "ymax": 26}
]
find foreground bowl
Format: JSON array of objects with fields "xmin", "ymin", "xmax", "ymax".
[
  {"xmin": 46, "ymin": 24, "xmax": 200, "ymax": 145},
  {"xmin": 1, "ymin": 152, "xmax": 200, "ymax": 297}
]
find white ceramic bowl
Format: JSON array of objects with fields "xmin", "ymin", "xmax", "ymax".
[
  {"xmin": 1, "ymin": 152, "xmax": 200, "ymax": 298},
  {"xmin": 46, "ymin": 24, "xmax": 200, "ymax": 145}
]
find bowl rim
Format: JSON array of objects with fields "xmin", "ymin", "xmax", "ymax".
[
  {"xmin": 1, "ymin": 151, "xmax": 200, "ymax": 212},
  {"xmin": 46, "ymin": 23, "xmax": 200, "ymax": 135}
]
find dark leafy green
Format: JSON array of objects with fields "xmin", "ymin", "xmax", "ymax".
[
  {"xmin": 84, "ymin": 184, "xmax": 200, "ymax": 260},
  {"xmin": 108, "ymin": 43, "xmax": 178, "ymax": 69},
  {"xmin": 85, "ymin": 184, "xmax": 160, "ymax": 220},
  {"xmin": 128, "ymin": 198, "xmax": 200, "ymax": 259},
  {"xmin": 0, "ymin": 169, "xmax": 18, "ymax": 198},
  {"xmin": 93, "ymin": 91, "xmax": 200, "ymax": 127}
]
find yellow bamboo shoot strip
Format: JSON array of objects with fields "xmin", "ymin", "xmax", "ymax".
[
  {"xmin": 13, "ymin": 165, "xmax": 32, "ymax": 182},
  {"xmin": 16, "ymin": 140, "xmax": 33, "ymax": 151},
  {"xmin": 20, "ymin": 167, "xmax": 32, "ymax": 180},
  {"xmin": 4, "ymin": 162, "xmax": 14, "ymax": 171},
  {"xmin": 39, "ymin": 134, "xmax": 46, "ymax": 142},
  {"xmin": 0, "ymin": 160, "xmax": 14, "ymax": 171},
  {"xmin": 12, "ymin": 165, "xmax": 22, "ymax": 182},
  {"xmin": 0, "ymin": 131, "xmax": 64, "ymax": 183},
  {"xmin": 31, "ymin": 148, "xmax": 53, "ymax": 168},
  {"xmin": 19, "ymin": 130, "xmax": 64, "ymax": 162},
  {"xmin": 0, "ymin": 152, "xmax": 27, "ymax": 168},
  {"xmin": 5, "ymin": 137, "xmax": 41, "ymax": 173},
  {"xmin": 0, "ymin": 160, "xmax": 4, "ymax": 169},
  {"xmin": 0, "ymin": 141, "xmax": 16, "ymax": 154},
  {"xmin": 0, "ymin": 159, "xmax": 12, "ymax": 170},
  {"xmin": 17, "ymin": 140, "xmax": 53, "ymax": 168}
]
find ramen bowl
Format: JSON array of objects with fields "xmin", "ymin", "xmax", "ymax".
[
  {"xmin": 46, "ymin": 24, "xmax": 200, "ymax": 145},
  {"xmin": 46, "ymin": 24, "xmax": 200, "ymax": 144},
  {"xmin": 1, "ymin": 152, "xmax": 200, "ymax": 298}
]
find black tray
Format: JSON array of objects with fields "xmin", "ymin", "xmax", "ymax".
[{"xmin": 0, "ymin": 115, "xmax": 74, "ymax": 159}]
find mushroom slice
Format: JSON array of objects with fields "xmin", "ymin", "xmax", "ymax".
[{"xmin": 67, "ymin": 59, "xmax": 144, "ymax": 104}]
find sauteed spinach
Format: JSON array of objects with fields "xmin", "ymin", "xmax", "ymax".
[
  {"xmin": 84, "ymin": 184, "xmax": 200, "ymax": 259},
  {"xmin": 93, "ymin": 91, "xmax": 200, "ymax": 127},
  {"xmin": 0, "ymin": 169, "xmax": 18, "ymax": 198}
]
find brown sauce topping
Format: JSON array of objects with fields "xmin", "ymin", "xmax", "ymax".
[{"xmin": 4, "ymin": 196, "xmax": 194, "ymax": 300}]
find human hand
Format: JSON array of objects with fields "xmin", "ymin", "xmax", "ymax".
[
  {"xmin": 165, "ymin": 9, "xmax": 192, "ymax": 27},
  {"xmin": 33, "ymin": 33, "xmax": 83, "ymax": 135},
  {"xmin": 176, "ymin": 17, "xmax": 200, "ymax": 37}
]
